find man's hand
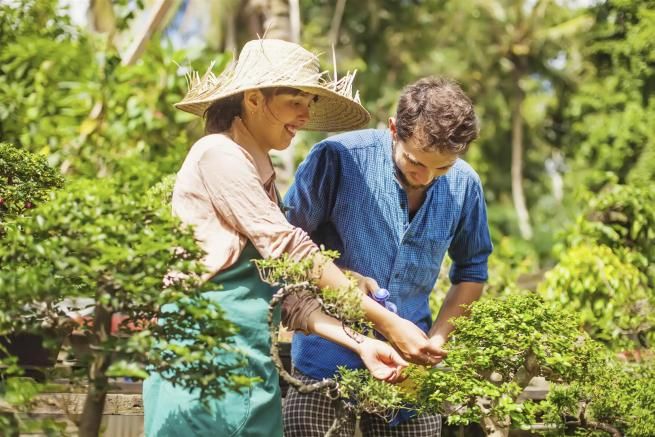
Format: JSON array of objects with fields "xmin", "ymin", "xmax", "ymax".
[
  {"xmin": 355, "ymin": 275, "xmax": 379, "ymax": 295},
  {"xmin": 383, "ymin": 317, "xmax": 446, "ymax": 365},
  {"xmin": 356, "ymin": 337, "xmax": 408, "ymax": 382},
  {"xmin": 426, "ymin": 334, "xmax": 448, "ymax": 364}
]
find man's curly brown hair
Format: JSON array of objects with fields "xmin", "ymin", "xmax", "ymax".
[{"xmin": 395, "ymin": 77, "xmax": 479, "ymax": 154}]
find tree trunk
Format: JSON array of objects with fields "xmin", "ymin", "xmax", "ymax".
[
  {"xmin": 77, "ymin": 304, "xmax": 112, "ymax": 437},
  {"xmin": 121, "ymin": 0, "xmax": 175, "ymax": 66},
  {"xmin": 481, "ymin": 415, "xmax": 510, "ymax": 437},
  {"xmin": 217, "ymin": 0, "xmax": 242, "ymax": 52},
  {"xmin": 510, "ymin": 71, "xmax": 533, "ymax": 240},
  {"xmin": 265, "ymin": 0, "xmax": 292, "ymax": 40},
  {"xmin": 88, "ymin": 0, "xmax": 116, "ymax": 34},
  {"xmin": 329, "ymin": 0, "xmax": 347, "ymax": 46},
  {"xmin": 262, "ymin": 0, "xmax": 297, "ymax": 190},
  {"xmin": 288, "ymin": 0, "xmax": 301, "ymax": 43}
]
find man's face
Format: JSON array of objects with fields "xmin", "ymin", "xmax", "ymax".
[{"xmin": 389, "ymin": 118, "xmax": 459, "ymax": 189}]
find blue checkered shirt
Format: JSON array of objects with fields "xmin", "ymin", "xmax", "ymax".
[{"xmin": 285, "ymin": 129, "xmax": 493, "ymax": 379}]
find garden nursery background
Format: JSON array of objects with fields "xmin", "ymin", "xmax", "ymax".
[{"xmin": 0, "ymin": 0, "xmax": 653, "ymax": 436}]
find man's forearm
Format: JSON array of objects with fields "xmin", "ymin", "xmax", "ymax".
[{"xmin": 428, "ymin": 282, "xmax": 484, "ymax": 340}]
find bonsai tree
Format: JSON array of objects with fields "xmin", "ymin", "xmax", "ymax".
[
  {"xmin": 539, "ymin": 354, "xmax": 655, "ymax": 436},
  {"xmin": 0, "ymin": 173, "xmax": 253, "ymax": 436},
  {"xmin": 256, "ymin": 252, "xmax": 373, "ymax": 436},
  {"xmin": 337, "ymin": 293, "xmax": 654, "ymax": 437},
  {"xmin": 336, "ymin": 293, "xmax": 601, "ymax": 437},
  {"xmin": 0, "ymin": 142, "xmax": 65, "ymax": 434}
]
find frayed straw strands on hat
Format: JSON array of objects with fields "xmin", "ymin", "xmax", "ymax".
[{"xmin": 175, "ymin": 39, "xmax": 370, "ymax": 132}]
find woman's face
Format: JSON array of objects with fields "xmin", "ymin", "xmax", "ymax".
[{"xmin": 248, "ymin": 89, "xmax": 316, "ymax": 151}]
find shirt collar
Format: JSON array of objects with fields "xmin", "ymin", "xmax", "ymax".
[{"xmin": 227, "ymin": 116, "xmax": 276, "ymax": 186}]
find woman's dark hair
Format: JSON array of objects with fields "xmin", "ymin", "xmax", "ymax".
[
  {"xmin": 204, "ymin": 93, "xmax": 244, "ymax": 134},
  {"xmin": 203, "ymin": 87, "xmax": 311, "ymax": 134},
  {"xmin": 395, "ymin": 77, "xmax": 479, "ymax": 154}
]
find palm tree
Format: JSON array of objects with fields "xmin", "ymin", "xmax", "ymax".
[{"xmin": 463, "ymin": 0, "xmax": 592, "ymax": 239}]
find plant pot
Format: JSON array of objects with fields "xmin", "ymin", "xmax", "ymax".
[{"xmin": 0, "ymin": 331, "xmax": 62, "ymax": 381}]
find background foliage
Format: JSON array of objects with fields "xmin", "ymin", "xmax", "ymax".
[{"xmin": 0, "ymin": 0, "xmax": 653, "ymax": 434}]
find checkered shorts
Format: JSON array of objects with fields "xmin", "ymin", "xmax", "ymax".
[{"xmin": 283, "ymin": 370, "xmax": 441, "ymax": 437}]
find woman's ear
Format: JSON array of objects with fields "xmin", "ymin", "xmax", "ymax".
[{"xmin": 243, "ymin": 89, "xmax": 264, "ymax": 114}]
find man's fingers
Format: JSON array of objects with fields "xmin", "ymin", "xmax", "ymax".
[
  {"xmin": 388, "ymin": 350, "xmax": 409, "ymax": 367},
  {"xmin": 424, "ymin": 342, "xmax": 448, "ymax": 357},
  {"xmin": 418, "ymin": 351, "xmax": 442, "ymax": 365},
  {"xmin": 371, "ymin": 366, "xmax": 393, "ymax": 380},
  {"xmin": 364, "ymin": 278, "xmax": 379, "ymax": 293}
]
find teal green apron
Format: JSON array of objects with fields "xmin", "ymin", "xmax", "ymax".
[{"xmin": 143, "ymin": 241, "xmax": 282, "ymax": 437}]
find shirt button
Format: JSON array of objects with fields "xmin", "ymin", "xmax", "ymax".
[{"xmin": 394, "ymin": 273, "xmax": 400, "ymax": 279}]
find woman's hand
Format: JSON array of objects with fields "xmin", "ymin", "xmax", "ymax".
[{"xmin": 355, "ymin": 337, "xmax": 408, "ymax": 382}]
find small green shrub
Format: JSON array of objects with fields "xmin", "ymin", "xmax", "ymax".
[{"xmin": 540, "ymin": 184, "xmax": 655, "ymax": 349}]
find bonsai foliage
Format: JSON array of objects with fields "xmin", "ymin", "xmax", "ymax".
[
  {"xmin": 0, "ymin": 143, "xmax": 65, "ymax": 433},
  {"xmin": 256, "ymin": 252, "xmax": 369, "ymax": 331},
  {"xmin": 337, "ymin": 293, "xmax": 598, "ymax": 437},
  {"xmin": 539, "ymin": 184, "xmax": 655, "ymax": 349},
  {"xmin": 256, "ymin": 252, "xmax": 372, "ymax": 436},
  {"xmin": 0, "ymin": 174, "xmax": 251, "ymax": 436},
  {"xmin": 0, "ymin": 142, "xmax": 64, "ymax": 224},
  {"xmin": 540, "ymin": 355, "xmax": 655, "ymax": 437}
]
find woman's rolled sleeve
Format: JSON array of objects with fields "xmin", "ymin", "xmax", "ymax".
[{"xmin": 281, "ymin": 292, "xmax": 322, "ymax": 334}]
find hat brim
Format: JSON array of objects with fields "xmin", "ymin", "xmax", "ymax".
[{"xmin": 174, "ymin": 84, "xmax": 370, "ymax": 132}]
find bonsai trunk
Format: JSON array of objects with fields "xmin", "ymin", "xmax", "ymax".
[
  {"xmin": 78, "ymin": 303, "xmax": 112, "ymax": 437},
  {"xmin": 481, "ymin": 351, "xmax": 540, "ymax": 437},
  {"xmin": 481, "ymin": 415, "xmax": 511, "ymax": 437}
]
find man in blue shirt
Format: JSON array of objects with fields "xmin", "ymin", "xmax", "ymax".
[{"xmin": 283, "ymin": 77, "xmax": 493, "ymax": 436}]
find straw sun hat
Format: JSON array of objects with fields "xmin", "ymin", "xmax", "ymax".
[{"xmin": 175, "ymin": 39, "xmax": 370, "ymax": 132}]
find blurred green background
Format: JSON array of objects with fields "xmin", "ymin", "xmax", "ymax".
[{"xmin": 1, "ymin": 0, "xmax": 653, "ymax": 350}]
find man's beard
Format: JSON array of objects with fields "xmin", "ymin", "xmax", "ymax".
[
  {"xmin": 394, "ymin": 165, "xmax": 427, "ymax": 190},
  {"xmin": 391, "ymin": 140, "xmax": 432, "ymax": 190}
]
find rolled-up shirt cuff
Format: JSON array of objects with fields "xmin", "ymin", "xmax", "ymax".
[
  {"xmin": 449, "ymin": 262, "xmax": 489, "ymax": 284},
  {"xmin": 281, "ymin": 291, "xmax": 322, "ymax": 334}
]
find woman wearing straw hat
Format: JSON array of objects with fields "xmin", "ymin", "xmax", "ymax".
[{"xmin": 143, "ymin": 39, "xmax": 437, "ymax": 436}]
